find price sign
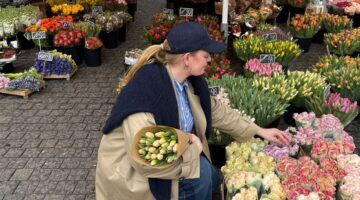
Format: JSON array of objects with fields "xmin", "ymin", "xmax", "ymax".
[
  {"xmin": 265, "ymin": 0, "xmax": 272, "ymax": 4},
  {"xmin": 209, "ymin": 86, "xmax": 220, "ymax": 96},
  {"xmin": 38, "ymin": 51, "xmax": 53, "ymax": 61},
  {"xmin": 260, "ymin": 54, "xmax": 276, "ymax": 64},
  {"xmin": 179, "ymin": 7, "xmax": 193, "ymax": 17},
  {"xmin": 229, "ymin": 10, "xmax": 237, "ymax": 18},
  {"xmin": 63, "ymin": 22, "xmax": 72, "ymax": 28},
  {"xmin": 262, "ymin": 33, "xmax": 277, "ymax": 41},
  {"xmin": 324, "ymin": 85, "xmax": 331, "ymax": 98},
  {"xmin": 23, "ymin": 32, "xmax": 31, "ymax": 40},
  {"xmin": 92, "ymin": 6, "xmax": 103, "ymax": 13},
  {"xmin": 31, "ymin": 31, "xmax": 46, "ymax": 40},
  {"xmin": 163, "ymin": 8, "xmax": 174, "ymax": 15}
]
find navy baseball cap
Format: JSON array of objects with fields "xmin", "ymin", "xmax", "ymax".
[{"xmin": 166, "ymin": 22, "xmax": 225, "ymax": 54}]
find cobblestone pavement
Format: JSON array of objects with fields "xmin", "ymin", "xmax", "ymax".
[{"xmin": 0, "ymin": 0, "xmax": 359, "ymax": 199}]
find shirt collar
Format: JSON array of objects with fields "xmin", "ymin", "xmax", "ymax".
[{"xmin": 174, "ymin": 79, "xmax": 189, "ymax": 92}]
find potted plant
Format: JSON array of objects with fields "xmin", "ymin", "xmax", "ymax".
[
  {"xmin": 53, "ymin": 29, "xmax": 86, "ymax": 65},
  {"xmin": 113, "ymin": 11, "xmax": 133, "ymax": 42},
  {"xmin": 84, "ymin": 37, "xmax": 103, "ymax": 67},
  {"xmin": 289, "ymin": 14, "xmax": 321, "ymax": 52}
]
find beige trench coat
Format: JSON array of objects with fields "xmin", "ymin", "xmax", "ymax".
[{"xmin": 95, "ymin": 83, "xmax": 261, "ymax": 200}]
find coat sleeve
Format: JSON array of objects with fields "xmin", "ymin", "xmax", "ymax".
[
  {"xmin": 211, "ymin": 97, "xmax": 261, "ymax": 142},
  {"xmin": 123, "ymin": 112, "xmax": 201, "ymax": 179}
]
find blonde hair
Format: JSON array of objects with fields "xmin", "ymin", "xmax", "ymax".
[{"xmin": 119, "ymin": 40, "xmax": 183, "ymax": 90}]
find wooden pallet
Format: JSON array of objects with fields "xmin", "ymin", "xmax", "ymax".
[
  {"xmin": 43, "ymin": 67, "xmax": 77, "ymax": 81},
  {"xmin": 0, "ymin": 82, "xmax": 45, "ymax": 99}
]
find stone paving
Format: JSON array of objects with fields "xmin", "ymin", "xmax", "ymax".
[{"xmin": 0, "ymin": 0, "xmax": 359, "ymax": 199}]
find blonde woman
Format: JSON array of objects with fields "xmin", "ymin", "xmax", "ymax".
[{"xmin": 96, "ymin": 22, "xmax": 290, "ymax": 200}]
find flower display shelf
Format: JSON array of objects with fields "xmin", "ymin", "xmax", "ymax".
[
  {"xmin": 0, "ymin": 81, "xmax": 45, "ymax": 99},
  {"xmin": 42, "ymin": 66, "xmax": 78, "ymax": 81}
]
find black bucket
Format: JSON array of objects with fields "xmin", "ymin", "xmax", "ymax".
[
  {"xmin": 289, "ymin": 6, "xmax": 305, "ymax": 18},
  {"xmin": 57, "ymin": 45, "xmax": 83, "ymax": 66},
  {"xmin": 118, "ymin": 24, "xmax": 126, "ymax": 42},
  {"xmin": 127, "ymin": 3, "xmax": 136, "ymax": 21},
  {"xmin": 84, "ymin": 47, "xmax": 101, "ymax": 67},
  {"xmin": 17, "ymin": 32, "xmax": 35, "ymax": 50},
  {"xmin": 0, "ymin": 63, "xmax": 14, "ymax": 73},
  {"xmin": 100, "ymin": 30, "xmax": 119, "ymax": 49},
  {"xmin": 295, "ymin": 37, "xmax": 312, "ymax": 53},
  {"xmin": 312, "ymin": 29, "xmax": 325, "ymax": 44},
  {"xmin": 276, "ymin": 5, "xmax": 289, "ymax": 24},
  {"xmin": 208, "ymin": 144, "xmax": 226, "ymax": 169}
]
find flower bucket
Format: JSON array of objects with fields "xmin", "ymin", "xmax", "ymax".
[
  {"xmin": 100, "ymin": 30, "xmax": 119, "ymax": 49},
  {"xmin": 127, "ymin": 3, "xmax": 137, "ymax": 21},
  {"xmin": 57, "ymin": 45, "xmax": 83, "ymax": 66},
  {"xmin": 0, "ymin": 63, "xmax": 14, "ymax": 73},
  {"xmin": 353, "ymin": 13, "xmax": 360, "ymax": 28},
  {"xmin": 276, "ymin": 5, "xmax": 290, "ymax": 23},
  {"xmin": 84, "ymin": 47, "xmax": 101, "ymax": 67},
  {"xmin": 118, "ymin": 24, "xmax": 126, "ymax": 42},
  {"xmin": 208, "ymin": 143, "xmax": 226, "ymax": 169},
  {"xmin": 312, "ymin": 29, "xmax": 325, "ymax": 44},
  {"xmin": 17, "ymin": 32, "xmax": 35, "ymax": 50},
  {"xmin": 295, "ymin": 37, "xmax": 312, "ymax": 53},
  {"xmin": 265, "ymin": 117, "xmax": 281, "ymax": 129},
  {"xmin": 289, "ymin": 6, "xmax": 306, "ymax": 18}
]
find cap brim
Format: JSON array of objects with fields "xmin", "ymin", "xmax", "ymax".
[{"xmin": 201, "ymin": 39, "xmax": 225, "ymax": 53}]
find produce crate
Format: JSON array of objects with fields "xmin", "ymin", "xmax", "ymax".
[
  {"xmin": 43, "ymin": 66, "xmax": 77, "ymax": 81},
  {"xmin": 0, "ymin": 81, "xmax": 45, "ymax": 99}
]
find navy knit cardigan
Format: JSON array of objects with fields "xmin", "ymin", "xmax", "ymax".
[{"xmin": 102, "ymin": 62, "xmax": 212, "ymax": 200}]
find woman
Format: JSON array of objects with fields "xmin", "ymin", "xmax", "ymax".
[{"xmin": 96, "ymin": 22, "xmax": 290, "ymax": 200}]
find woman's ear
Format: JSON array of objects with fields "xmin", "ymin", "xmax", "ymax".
[{"xmin": 182, "ymin": 53, "xmax": 192, "ymax": 66}]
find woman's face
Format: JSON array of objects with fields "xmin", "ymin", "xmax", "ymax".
[{"xmin": 186, "ymin": 50, "xmax": 211, "ymax": 76}]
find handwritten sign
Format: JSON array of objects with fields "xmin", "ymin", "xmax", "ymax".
[
  {"xmin": 63, "ymin": 22, "xmax": 72, "ymax": 28},
  {"xmin": 92, "ymin": 6, "xmax": 103, "ymax": 13},
  {"xmin": 31, "ymin": 31, "xmax": 46, "ymax": 40},
  {"xmin": 179, "ymin": 7, "xmax": 193, "ymax": 17},
  {"xmin": 260, "ymin": 54, "xmax": 276, "ymax": 64},
  {"xmin": 23, "ymin": 32, "xmax": 31, "ymax": 40},
  {"xmin": 262, "ymin": 33, "xmax": 277, "ymax": 41},
  {"xmin": 324, "ymin": 85, "xmax": 331, "ymax": 98},
  {"xmin": 38, "ymin": 51, "xmax": 53, "ymax": 62},
  {"xmin": 209, "ymin": 86, "xmax": 220, "ymax": 96},
  {"xmin": 163, "ymin": 8, "xmax": 174, "ymax": 15}
]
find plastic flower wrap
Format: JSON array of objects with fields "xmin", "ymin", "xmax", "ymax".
[
  {"xmin": 313, "ymin": 55, "xmax": 359, "ymax": 74},
  {"xmin": 289, "ymin": 14, "xmax": 321, "ymax": 38},
  {"xmin": 295, "ymin": 192, "xmax": 320, "ymax": 200},
  {"xmin": 252, "ymin": 72, "xmax": 298, "ymax": 102},
  {"xmin": 261, "ymin": 172, "xmax": 286, "ymax": 200},
  {"xmin": 337, "ymin": 154, "xmax": 360, "ymax": 200},
  {"xmin": 222, "ymin": 139, "xmax": 275, "ymax": 176},
  {"xmin": 33, "ymin": 50, "xmax": 77, "ymax": 75},
  {"xmin": 233, "ymin": 36, "xmax": 301, "ymax": 66},
  {"xmin": 207, "ymin": 75, "xmax": 289, "ymax": 127},
  {"xmin": 324, "ymin": 28, "xmax": 360, "ymax": 56},
  {"xmin": 311, "ymin": 139, "xmax": 355, "ymax": 160},
  {"xmin": 293, "ymin": 112, "xmax": 317, "ymax": 128},
  {"xmin": 231, "ymin": 187, "xmax": 258, "ymax": 200},
  {"xmin": 264, "ymin": 131, "xmax": 299, "ymax": 160},
  {"xmin": 337, "ymin": 154, "xmax": 360, "ymax": 174},
  {"xmin": 287, "ymin": 71, "xmax": 326, "ymax": 106},
  {"xmin": 51, "ymin": 4, "xmax": 84, "ymax": 15},
  {"xmin": 277, "ymin": 156, "xmax": 337, "ymax": 200},
  {"xmin": 225, "ymin": 171, "xmax": 262, "ymax": 194},
  {"xmin": 244, "ymin": 58, "xmax": 283, "ymax": 77},
  {"xmin": 325, "ymin": 93, "xmax": 358, "ymax": 125},
  {"xmin": 83, "ymin": 12, "xmax": 123, "ymax": 32},
  {"xmin": 322, "ymin": 13, "xmax": 353, "ymax": 33},
  {"xmin": 319, "ymin": 157, "xmax": 346, "ymax": 182},
  {"xmin": 0, "ymin": 74, "xmax": 11, "ymax": 89}
]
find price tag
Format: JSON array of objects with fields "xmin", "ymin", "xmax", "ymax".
[
  {"xmin": 229, "ymin": 10, "xmax": 237, "ymax": 18},
  {"xmin": 63, "ymin": 22, "xmax": 72, "ymax": 28},
  {"xmin": 262, "ymin": 33, "xmax": 277, "ymax": 41},
  {"xmin": 163, "ymin": 8, "xmax": 174, "ymax": 15},
  {"xmin": 23, "ymin": 32, "xmax": 31, "ymax": 40},
  {"xmin": 87, "ymin": 20, "xmax": 95, "ymax": 26},
  {"xmin": 92, "ymin": 6, "xmax": 103, "ymax": 13},
  {"xmin": 324, "ymin": 85, "xmax": 331, "ymax": 98},
  {"xmin": 31, "ymin": 31, "xmax": 46, "ymax": 40},
  {"xmin": 265, "ymin": 0, "xmax": 272, "ymax": 4},
  {"xmin": 209, "ymin": 86, "xmax": 220, "ymax": 96},
  {"xmin": 260, "ymin": 54, "xmax": 276, "ymax": 64},
  {"xmin": 179, "ymin": 7, "xmax": 193, "ymax": 17},
  {"xmin": 38, "ymin": 51, "xmax": 53, "ymax": 61},
  {"xmin": 124, "ymin": 57, "xmax": 138, "ymax": 66}
]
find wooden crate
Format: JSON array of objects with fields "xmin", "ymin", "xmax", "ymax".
[
  {"xmin": 0, "ymin": 82, "xmax": 45, "ymax": 99},
  {"xmin": 43, "ymin": 67, "xmax": 77, "ymax": 81}
]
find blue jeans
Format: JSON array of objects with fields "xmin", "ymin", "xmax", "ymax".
[{"xmin": 178, "ymin": 155, "xmax": 220, "ymax": 200}]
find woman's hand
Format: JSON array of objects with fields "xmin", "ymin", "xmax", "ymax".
[
  {"xmin": 256, "ymin": 128, "xmax": 291, "ymax": 146},
  {"xmin": 189, "ymin": 134, "xmax": 203, "ymax": 154}
]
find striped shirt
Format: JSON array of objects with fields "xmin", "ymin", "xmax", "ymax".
[{"xmin": 173, "ymin": 80, "xmax": 194, "ymax": 133}]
